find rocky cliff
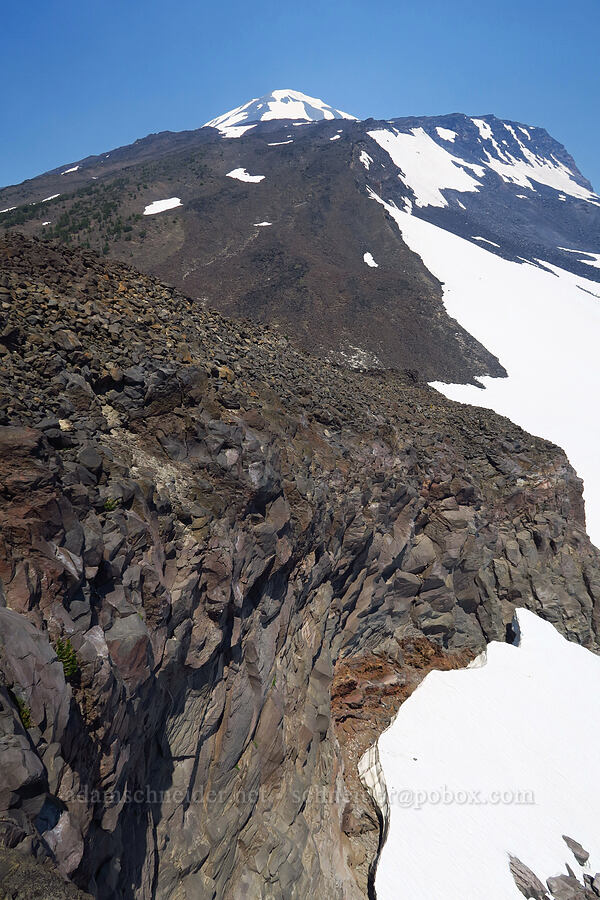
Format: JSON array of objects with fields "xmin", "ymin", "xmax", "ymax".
[{"xmin": 0, "ymin": 232, "xmax": 599, "ymax": 899}]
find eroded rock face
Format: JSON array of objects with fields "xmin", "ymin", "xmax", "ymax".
[{"xmin": 0, "ymin": 233, "xmax": 599, "ymax": 898}]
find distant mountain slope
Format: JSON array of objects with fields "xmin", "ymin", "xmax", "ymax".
[
  {"xmin": 369, "ymin": 112, "xmax": 600, "ymax": 278},
  {"xmin": 0, "ymin": 113, "xmax": 505, "ymax": 383},
  {"xmin": 0, "ymin": 90, "xmax": 598, "ymax": 386}
]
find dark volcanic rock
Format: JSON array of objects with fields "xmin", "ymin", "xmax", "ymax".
[{"xmin": 0, "ymin": 233, "xmax": 598, "ymax": 899}]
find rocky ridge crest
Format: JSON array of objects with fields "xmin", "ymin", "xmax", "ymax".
[{"xmin": 0, "ymin": 233, "xmax": 599, "ymax": 898}]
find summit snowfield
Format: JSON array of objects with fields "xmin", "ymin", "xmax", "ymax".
[{"xmin": 204, "ymin": 89, "xmax": 357, "ymax": 137}]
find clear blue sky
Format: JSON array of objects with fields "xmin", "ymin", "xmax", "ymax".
[{"xmin": 1, "ymin": 0, "xmax": 598, "ymax": 190}]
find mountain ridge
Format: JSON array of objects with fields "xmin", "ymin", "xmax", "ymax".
[
  {"xmin": 0, "ymin": 231, "xmax": 598, "ymax": 899},
  {"xmin": 1, "ymin": 95, "xmax": 598, "ymax": 381}
]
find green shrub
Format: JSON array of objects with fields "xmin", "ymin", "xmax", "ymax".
[
  {"xmin": 16, "ymin": 696, "xmax": 32, "ymax": 729},
  {"xmin": 55, "ymin": 637, "xmax": 79, "ymax": 682}
]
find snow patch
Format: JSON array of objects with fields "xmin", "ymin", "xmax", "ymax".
[
  {"xmin": 436, "ymin": 126, "xmax": 457, "ymax": 142},
  {"xmin": 226, "ymin": 168, "xmax": 265, "ymax": 184},
  {"xmin": 0, "ymin": 207, "xmax": 16, "ymax": 213},
  {"xmin": 219, "ymin": 124, "xmax": 256, "ymax": 139},
  {"xmin": 253, "ymin": 221, "xmax": 272, "ymax": 227},
  {"xmin": 376, "ymin": 609, "xmax": 600, "ymax": 899},
  {"xmin": 368, "ymin": 127, "xmax": 484, "ymax": 208},
  {"xmin": 42, "ymin": 194, "xmax": 60, "ymax": 203},
  {"xmin": 329, "ymin": 134, "xmax": 340, "ymax": 141},
  {"xmin": 363, "ymin": 252, "xmax": 378, "ymax": 267},
  {"xmin": 472, "ymin": 236, "xmax": 500, "ymax": 248},
  {"xmin": 359, "ymin": 150, "xmax": 373, "ymax": 170},
  {"xmin": 268, "ymin": 140, "xmax": 293, "ymax": 146},
  {"xmin": 61, "ymin": 165, "xmax": 80, "ymax": 175},
  {"xmin": 559, "ymin": 247, "xmax": 600, "ymax": 270},
  {"xmin": 143, "ymin": 197, "xmax": 182, "ymax": 215},
  {"xmin": 472, "ymin": 117, "xmax": 493, "ymax": 141}
]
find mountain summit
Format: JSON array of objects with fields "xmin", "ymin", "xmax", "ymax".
[{"xmin": 204, "ymin": 88, "xmax": 357, "ymax": 136}]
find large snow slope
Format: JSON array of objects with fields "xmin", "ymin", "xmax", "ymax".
[
  {"xmin": 367, "ymin": 191, "xmax": 600, "ymax": 546},
  {"xmin": 375, "ymin": 609, "xmax": 600, "ymax": 899}
]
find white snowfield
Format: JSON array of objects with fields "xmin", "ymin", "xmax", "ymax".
[
  {"xmin": 226, "ymin": 168, "xmax": 265, "ymax": 183},
  {"xmin": 376, "ymin": 609, "xmax": 600, "ymax": 899},
  {"xmin": 41, "ymin": 194, "xmax": 60, "ymax": 203},
  {"xmin": 367, "ymin": 189, "xmax": 600, "ymax": 547},
  {"xmin": 61, "ymin": 165, "xmax": 79, "ymax": 175},
  {"xmin": 363, "ymin": 251, "xmax": 378, "ymax": 267},
  {"xmin": 436, "ymin": 126, "xmax": 457, "ymax": 142},
  {"xmin": 204, "ymin": 89, "xmax": 356, "ymax": 137},
  {"xmin": 368, "ymin": 122, "xmax": 600, "ymax": 206},
  {"xmin": 253, "ymin": 221, "xmax": 271, "ymax": 227},
  {"xmin": 143, "ymin": 197, "xmax": 182, "ymax": 216},
  {"xmin": 368, "ymin": 128, "xmax": 485, "ymax": 208}
]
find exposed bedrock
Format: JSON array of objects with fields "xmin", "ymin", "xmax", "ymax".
[{"xmin": 0, "ymin": 234, "xmax": 599, "ymax": 898}]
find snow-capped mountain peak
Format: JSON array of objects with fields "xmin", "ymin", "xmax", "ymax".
[{"xmin": 204, "ymin": 88, "xmax": 357, "ymax": 137}]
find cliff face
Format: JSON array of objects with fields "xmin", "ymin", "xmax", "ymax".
[{"xmin": 0, "ymin": 233, "xmax": 599, "ymax": 899}]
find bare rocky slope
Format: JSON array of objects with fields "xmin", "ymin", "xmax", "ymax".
[
  {"xmin": 0, "ymin": 119, "xmax": 508, "ymax": 384},
  {"xmin": 0, "ymin": 232, "xmax": 599, "ymax": 898}
]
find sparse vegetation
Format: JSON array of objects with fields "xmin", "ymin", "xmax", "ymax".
[
  {"xmin": 54, "ymin": 637, "xmax": 79, "ymax": 682},
  {"xmin": 16, "ymin": 695, "xmax": 32, "ymax": 729}
]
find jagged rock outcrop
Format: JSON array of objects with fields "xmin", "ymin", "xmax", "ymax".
[
  {"xmin": 0, "ymin": 233, "xmax": 599, "ymax": 898},
  {"xmin": 510, "ymin": 839, "xmax": 600, "ymax": 900}
]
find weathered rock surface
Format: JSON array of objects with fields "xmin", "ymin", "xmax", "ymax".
[{"xmin": 0, "ymin": 232, "xmax": 599, "ymax": 898}]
